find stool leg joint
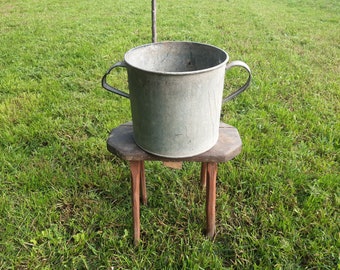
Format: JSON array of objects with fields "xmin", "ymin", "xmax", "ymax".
[
  {"xmin": 200, "ymin": 162, "xmax": 208, "ymax": 189},
  {"xmin": 140, "ymin": 161, "xmax": 147, "ymax": 205}
]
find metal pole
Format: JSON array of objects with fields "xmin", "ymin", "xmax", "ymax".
[{"xmin": 152, "ymin": 0, "xmax": 157, "ymax": 43}]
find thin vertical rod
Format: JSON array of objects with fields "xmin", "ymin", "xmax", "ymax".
[{"xmin": 152, "ymin": 0, "xmax": 157, "ymax": 43}]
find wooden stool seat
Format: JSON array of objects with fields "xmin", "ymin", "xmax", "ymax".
[{"xmin": 107, "ymin": 122, "xmax": 242, "ymax": 245}]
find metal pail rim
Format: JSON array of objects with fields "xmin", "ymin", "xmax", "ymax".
[{"xmin": 123, "ymin": 41, "xmax": 229, "ymax": 75}]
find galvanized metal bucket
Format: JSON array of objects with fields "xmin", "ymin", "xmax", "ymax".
[{"xmin": 102, "ymin": 41, "xmax": 251, "ymax": 158}]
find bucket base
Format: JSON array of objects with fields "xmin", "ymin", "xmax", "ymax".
[{"xmin": 133, "ymin": 137, "xmax": 219, "ymax": 158}]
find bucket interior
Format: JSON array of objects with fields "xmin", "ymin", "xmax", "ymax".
[{"xmin": 125, "ymin": 42, "xmax": 228, "ymax": 73}]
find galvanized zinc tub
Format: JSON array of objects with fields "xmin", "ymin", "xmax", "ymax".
[{"xmin": 102, "ymin": 41, "xmax": 251, "ymax": 158}]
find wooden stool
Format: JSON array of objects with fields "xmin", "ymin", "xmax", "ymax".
[{"xmin": 107, "ymin": 122, "xmax": 242, "ymax": 245}]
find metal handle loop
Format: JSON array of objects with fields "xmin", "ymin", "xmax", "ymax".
[
  {"xmin": 223, "ymin": 60, "xmax": 252, "ymax": 103},
  {"xmin": 101, "ymin": 61, "xmax": 130, "ymax": 99}
]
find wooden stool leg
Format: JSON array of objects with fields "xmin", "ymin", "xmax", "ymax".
[
  {"xmin": 130, "ymin": 160, "xmax": 141, "ymax": 246},
  {"xmin": 140, "ymin": 161, "xmax": 147, "ymax": 205},
  {"xmin": 206, "ymin": 162, "xmax": 217, "ymax": 239},
  {"xmin": 200, "ymin": 162, "xmax": 208, "ymax": 188}
]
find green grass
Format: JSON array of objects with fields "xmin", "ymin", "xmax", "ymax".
[{"xmin": 0, "ymin": 0, "xmax": 339, "ymax": 268}]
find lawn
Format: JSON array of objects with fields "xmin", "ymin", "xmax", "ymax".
[{"xmin": 0, "ymin": 0, "xmax": 339, "ymax": 269}]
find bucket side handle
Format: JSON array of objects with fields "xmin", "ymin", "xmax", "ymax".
[
  {"xmin": 101, "ymin": 61, "xmax": 130, "ymax": 98},
  {"xmin": 223, "ymin": 60, "xmax": 252, "ymax": 103}
]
